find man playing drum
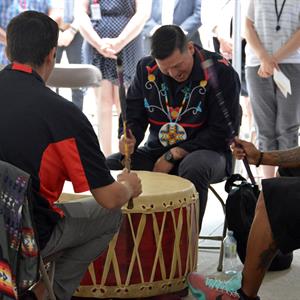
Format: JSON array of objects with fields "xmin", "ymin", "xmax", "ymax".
[
  {"xmin": 107, "ymin": 25, "xmax": 241, "ymax": 228},
  {"xmin": 0, "ymin": 11, "xmax": 142, "ymax": 300}
]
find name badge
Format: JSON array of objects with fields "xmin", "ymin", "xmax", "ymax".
[{"xmin": 90, "ymin": 3, "xmax": 102, "ymax": 20}]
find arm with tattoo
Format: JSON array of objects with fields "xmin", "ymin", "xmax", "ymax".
[
  {"xmin": 232, "ymin": 138, "xmax": 300, "ymax": 168},
  {"xmin": 262, "ymin": 147, "xmax": 300, "ymax": 168},
  {"xmin": 258, "ymin": 240, "xmax": 278, "ymax": 270}
]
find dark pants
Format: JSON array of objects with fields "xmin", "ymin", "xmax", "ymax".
[
  {"xmin": 41, "ymin": 201, "xmax": 122, "ymax": 299},
  {"xmin": 56, "ymin": 32, "xmax": 84, "ymax": 111},
  {"xmin": 107, "ymin": 147, "xmax": 228, "ymax": 229}
]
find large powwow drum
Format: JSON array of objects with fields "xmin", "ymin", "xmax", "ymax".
[{"xmin": 74, "ymin": 171, "xmax": 199, "ymax": 298}]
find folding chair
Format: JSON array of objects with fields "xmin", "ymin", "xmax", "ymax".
[
  {"xmin": 0, "ymin": 160, "xmax": 56, "ymax": 300},
  {"xmin": 47, "ymin": 63, "xmax": 102, "ymax": 90},
  {"xmin": 39, "ymin": 255, "xmax": 57, "ymax": 300},
  {"xmin": 198, "ymin": 183, "xmax": 228, "ymax": 272}
]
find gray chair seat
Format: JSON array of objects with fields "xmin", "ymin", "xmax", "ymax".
[{"xmin": 47, "ymin": 63, "xmax": 102, "ymax": 89}]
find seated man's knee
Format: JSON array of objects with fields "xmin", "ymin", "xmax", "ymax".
[
  {"xmin": 93, "ymin": 208, "xmax": 123, "ymax": 236},
  {"xmin": 178, "ymin": 152, "xmax": 211, "ymax": 180},
  {"xmin": 178, "ymin": 161, "xmax": 199, "ymax": 178},
  {"xmin": 109, "ymin": 209, "xmax": 123, "ymax": 233}
]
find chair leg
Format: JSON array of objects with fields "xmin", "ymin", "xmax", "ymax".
[
  {"xmin": 217, "ymin": 218, "xmax": 227, "ymax": 272},
  {"xmin": 208, "ymin": 184, "xmax": 226, "ymax": 213},
  {"xmin": 39, "ymin": 257, "xmax": 56, "ymax": 300},
  {"xmin": 199, "ymin": 184, "xmax": 227, "ymax": 271}
]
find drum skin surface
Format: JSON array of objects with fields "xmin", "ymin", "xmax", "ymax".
[{"xmin": 73, "ymin": 171, "xmax": 199, "ymax": 298}]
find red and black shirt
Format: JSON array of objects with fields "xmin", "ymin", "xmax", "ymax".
[{"xmin": 0, "ymin": 63, "xmax": 115, "ymax": 249}]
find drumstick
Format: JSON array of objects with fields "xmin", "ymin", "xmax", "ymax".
[
  {"xmin": 116, "ymin": 56, "xmax": 134, "ymax": 209},
  {"xmin": 200, "ymin": 55, "xmax": 256, "ymax": 185}
]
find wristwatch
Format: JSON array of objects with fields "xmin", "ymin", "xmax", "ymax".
[{"xmin": 164, "ymin": 150, "xmax": 177, "ymax": 164}]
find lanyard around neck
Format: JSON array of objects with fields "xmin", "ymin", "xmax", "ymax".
[{"xmin": 274, "ymin": 0, "xmax": 287, "ymax": 31}]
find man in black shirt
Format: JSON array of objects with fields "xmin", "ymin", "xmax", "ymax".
[
  {"xmin": 107, "ymin": 25, "xmax": 240, "ymax": 228},
  {"xmin": 0, "ymin": 11, "xmax": 142, "ymax": 299}
]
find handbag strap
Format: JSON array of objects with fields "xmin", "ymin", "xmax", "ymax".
[{"xmin": 244, "ymin": 160, "xmax": 256, "ymax": 185}]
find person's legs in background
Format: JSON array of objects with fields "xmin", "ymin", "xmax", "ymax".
[
  {"xmin": 246, "ymin": 66, "xmax": 277, "ymax": 179},
  {"xmin": 276, "ymin": 64, "xmax": 300, "ymax": 152},
  {"xmin": 56, "ymin": 32, "xmax": 84, "ymax": 111},
  {"xmin": 95, "ymin": 79, "xmax": 117, "ymax": 156},
  {"xmin": 64, "ymin": 33, "xmax": 84, "ymax": 110},
  {"xmin": 240, "ymin": 40, "xmax": 255, "ymax": 144}
]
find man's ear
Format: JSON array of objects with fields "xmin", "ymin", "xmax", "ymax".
[
  {"xmin": 187, "ymin": 41, "xmax": 195, "ymax": 55},
  {"xmin": 46, "ymin": 47, "xmax": 57, "ymax": 62},
  {"xmin": 5, "ymin": 46, "xmax": 11, "ymax": 62},
  {"xmin": 52, "ymin": 47, "xmax": 57, "ymax": 60}
]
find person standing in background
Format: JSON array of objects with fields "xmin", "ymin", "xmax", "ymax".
[
  {"xmin": 56, "ymin": 0, "xmax": 84, "ymax": 111},
  {"xmin": 75, "ymin": 0, "xmax": 151, "ymax": 156},
  {"xmin": 245, "ymin": 0, "xmax": 300, "ymax": 179},
  {"xmin": 142, "ymin": 0, "xmax": 202, "ymax": 55},
  {"xmin": 213, "ymin": 0, "xmax": 254, "ymax": 143},
  {"xmin": 107, "ymin": 25, "xmax": 241, "ymax": 230},
  {"xmin": 0, "ymin": 0, "xmax": 62, "ymax": 65}
]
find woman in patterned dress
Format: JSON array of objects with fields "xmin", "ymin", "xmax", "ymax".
[{"xmin": 76, "ymin": 0, "xmax": 151, "ymax": 155}]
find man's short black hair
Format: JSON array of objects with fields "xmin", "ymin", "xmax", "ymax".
[
  {"xmin": 6, "ymin": 11, "xmax": 59, "ymax": 67},
  {"xmin": 150, "ymin": 25, "xmax": 188, "ymax": 60}
]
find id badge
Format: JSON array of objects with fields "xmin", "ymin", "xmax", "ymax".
[{"xmin": 90, "ymin": 3, "xmax": 102, "ymax": 20}]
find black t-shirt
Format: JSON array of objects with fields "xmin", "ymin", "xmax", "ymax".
[{"xmin": 0, "ymin": 63, "xmax": 115, "ymax": 249}]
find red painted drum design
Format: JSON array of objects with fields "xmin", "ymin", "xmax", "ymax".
[{"xmin": 74, "ymin": 171, "xmax": 199, "ymax": 298}]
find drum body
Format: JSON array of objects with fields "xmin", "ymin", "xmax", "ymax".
[{"xmin": 74, "ymin": 171, "xmax": 199, "ymax": 298}]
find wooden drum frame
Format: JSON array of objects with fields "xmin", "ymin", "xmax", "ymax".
[{"xmin": 73, "ymin": 171, "xmax": 199, "ymax": 298}]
